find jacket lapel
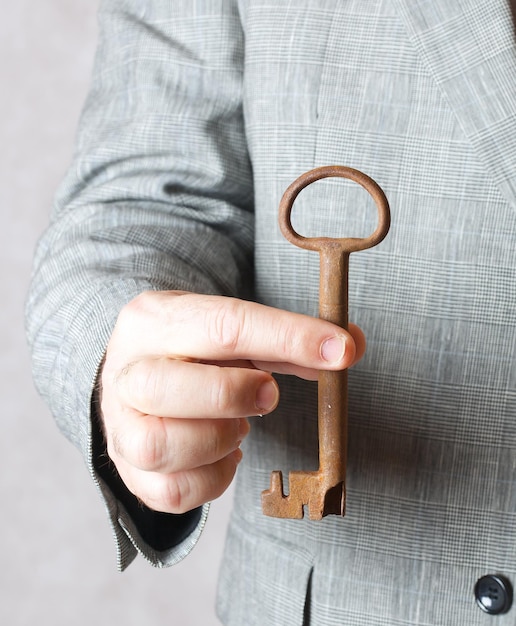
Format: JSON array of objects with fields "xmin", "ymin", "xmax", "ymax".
[{"xmin": 394, "ymin": 0, "xmax": 516, "ymax": 210}]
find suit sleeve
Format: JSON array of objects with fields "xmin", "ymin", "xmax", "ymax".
[{"xmin": 25, "ymin": 0, "xmax": 253, "ymax": 570}]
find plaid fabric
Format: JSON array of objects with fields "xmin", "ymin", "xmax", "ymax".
[{"xmin": 26, "ymin": 0, "xmax": 516, "ymax": 624}]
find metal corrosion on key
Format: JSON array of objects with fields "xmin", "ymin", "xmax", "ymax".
[{"xmin": 261, "ymin": 165, "xmax": 390, "ymax": 520}]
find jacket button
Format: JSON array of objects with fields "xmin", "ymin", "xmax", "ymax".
[{"xmin": 474, "ymin": 575, "xmax": 513, "ymax": 615}]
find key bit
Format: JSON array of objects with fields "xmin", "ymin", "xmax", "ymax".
[{"xmin": 261, "ymin": 165, "xmax": 390, "ymax": 520}]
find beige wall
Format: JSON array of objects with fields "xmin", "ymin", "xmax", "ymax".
[{"xmin": 2, "ymin": 2, "xmax": 232, "ymax": 624}]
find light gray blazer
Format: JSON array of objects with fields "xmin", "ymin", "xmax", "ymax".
[{"xmin": 26, "ymin": 0, "xmax": 516, "ymax": 624}]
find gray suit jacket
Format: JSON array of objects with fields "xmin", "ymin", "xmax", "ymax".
[{"xmin": 26, "ymin": 0, "xmax": 516, "ymax": 624}]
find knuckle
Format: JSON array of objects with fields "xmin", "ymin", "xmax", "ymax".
[
  {"xmin": 116, "ymin": 291, "xmax": 154, "ymax": 329},
  {"xmin": 133, "ymin": 423, "xmax": 168, "ymax": 472},
  {"xmin": 206, "ymin": 420, "xmax": 233, "ymax": 460},
  {"xmin": 160, "ymin": 474, "xmax": 191, "ymax": 514},
  {"xmin": 269, "ymin": 322, "xmax": 298, "ymax": 362},
  {"xmin": 207, "ymin": 299, "xmax": 246, "ymax": 352},
  {"xmin": 276, "ymin": 325, "xmax": 295, "ymax": 358},
  {"xmin": 121, "ymin": 362, "xmax": 158, "ymax": 411},
  {"xmin": 110, "ymin": 417, "xmax": 169, "ymax": 473},
  {"xmin": 210, "ymin": 373, "xmax": 237, "ymax": 415},
  {"xmin": 124, "ymin": 470, "xmax": 188, "ymax": 515}
]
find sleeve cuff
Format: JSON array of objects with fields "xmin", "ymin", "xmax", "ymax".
[{"xmin": 91, "ymin": 388, "xmax": 209, "ymax": 570}]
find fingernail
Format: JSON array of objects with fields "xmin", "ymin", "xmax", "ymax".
[
  {"xmin": 321, "ymin": 335, "xmax": 346, "ymax": 363},
  {"xmin": 255, "ymin": 380, "xmax": 279, "ymax": 412}
]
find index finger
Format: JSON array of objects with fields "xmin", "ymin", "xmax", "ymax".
[{"xmin": 115, "ymin": 291, "xmax": 355, "ymax": 370}]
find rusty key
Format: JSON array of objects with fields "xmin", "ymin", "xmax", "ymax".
[{"xmin": 261, "ymin": 165, "xmax": 390, "ymax": 520}]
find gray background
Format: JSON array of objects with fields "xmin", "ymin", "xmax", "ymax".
[{"xmin": 2, "ymin": 1, "xmax": 233, "ymax": 624}]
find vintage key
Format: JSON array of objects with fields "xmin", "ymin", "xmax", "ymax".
[{"xmin": 261, "ymin": 165, "xmax": 390, "ymax": 520}]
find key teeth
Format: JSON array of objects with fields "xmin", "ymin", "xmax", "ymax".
[
  {"xmin": 262, "ymin": 471, "xmax": 346, "ymax": 520},
  {"xmin": 261, "ymin": 471, "xmax": 304, "ymax": 519}
]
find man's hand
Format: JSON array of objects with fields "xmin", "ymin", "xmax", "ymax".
[{"xmin": 100, "ymin": 291, "xmax": 366, "ymax": 514}]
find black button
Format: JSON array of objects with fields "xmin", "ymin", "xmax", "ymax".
[{"xmin": 474, "ymin": 575, "xmax": 513, "ymax": 615}]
